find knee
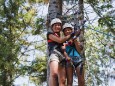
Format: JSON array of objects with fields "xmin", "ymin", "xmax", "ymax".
[
  {"xmin": 50, "ymin": 72, "xmax": 58, "ymax": 79},
  {"xmin": 60, "ymin": 78, "xmax": 66, "ymax": 84},
  {"xmin": 59, "ymin": 78, "xmax": 66, "ymax": 86}
]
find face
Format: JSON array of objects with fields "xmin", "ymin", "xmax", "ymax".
[
  {"xmin": 63, "ymin": 27, "xmax": 73, "ymax": 36},
  {"xmin": 52, "ymin": 23, "xmax": 62, "ymax": 33}
]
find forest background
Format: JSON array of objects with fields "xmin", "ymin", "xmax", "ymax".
[{"xmin": 0, "ymin": 0, "xmax": 114, "ymax": 86}]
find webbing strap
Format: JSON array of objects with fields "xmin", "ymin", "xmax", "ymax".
[{"xmin": 47, "ymin": 39, "xmax": 53, "ymax": 42}]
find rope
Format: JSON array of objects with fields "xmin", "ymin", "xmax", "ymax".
[
  {"xmin": 84, "ymin": 25, "xmax": 115, "ymax": 38},
  {"xmin": 62, "ymin": 2, "xmax": 115, "ymax": 38}
]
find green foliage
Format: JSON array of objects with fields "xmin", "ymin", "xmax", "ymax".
[
  {"xmin": 87, "ymin": 0, "xmax": 114, "ymax": 31},
  {"xmin": 86, "ymin": 0, "xmax": 112, "ymax": 5},
  {"xmin": 28, "ymin": 0, "xmax": 46, "ymax": 4},
  {"xmin": 28, "ymin": 57, "xmax": 47, "ymax": 84},
  {"xmin": 33, "ymin": 18, "xmax": 44, "ymax": 35},
  {"xmin": 23, "ymin": 8, "xmax": 36, "ymax": 24},
  {"xmin": 98, "ymin": 16, "xmax": 114, "ymax": 27},
  {"xmin": 0, "ymin": 0, "xmax": 46, "ymax": 85},
  {"xmin": 100, "ymin": 4, "xmax": 112, "ymax": 11},
  {"xmin": 85, "ymin": 25, "xmax": 114, "ymax": 85}
]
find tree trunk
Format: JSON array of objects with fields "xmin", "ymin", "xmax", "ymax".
[
  {"xmin": 47, "ymin": 0, "xmax": 62, "ymax": 29},
  {"xmin": 78, "ymin": 0, "xmax": 85, "ymax": 85},
  {"xmin": 78, "ymin": 0, "xmax": 85, "ymax": 59},
  {"xmin": 47, "ymin": 0, "xmax": 62, "ymax": 86}
]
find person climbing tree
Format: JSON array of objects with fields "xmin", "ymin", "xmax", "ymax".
[
  {"xmin": 47, "ymin": 18, "xmax": 75, "ymax": 86},
  {"xmin": 62, "ymin": 23, "xmax": 85, "ymax": 86}
]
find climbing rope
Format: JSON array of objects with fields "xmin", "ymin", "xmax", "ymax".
[{"xmin": 62, "ymin": 3, "xmax": 115, "ymax": 38}]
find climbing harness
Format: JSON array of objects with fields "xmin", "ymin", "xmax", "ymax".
[
  {"xmin": 47, "ymin": 32, "xmax": 65, "ymax": 62},
  {"xmin": 64, "ymin": 31, "xmax": 85, "ymax": 75}
]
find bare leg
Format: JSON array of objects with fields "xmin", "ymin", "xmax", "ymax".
[
  {"xmin": 66, "ymin": 65, "xmax": 73, "ymax": 86},
  {"xmin": 58, "ymin": 64, "xmax": 66, "ymax": 86},
  {"xmin": 76, "ymin": 65, "xmax": 85, "ymax": 86},
  {"xmin": 49, "ymin": 61, "xmax": 59, "ymax": 86}
]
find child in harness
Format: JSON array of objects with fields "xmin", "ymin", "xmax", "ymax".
[{"xmin": 62, "ymin": 23, "xmax": 85, "ymax": 86}]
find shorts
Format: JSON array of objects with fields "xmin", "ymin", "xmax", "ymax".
[
  {"xmin": 48, "ymin": 50, "xmax": 65, "ymax": 66},
  {"xmin": 48, "ymin": 53, "xmax": 59, "ymax": 63}
]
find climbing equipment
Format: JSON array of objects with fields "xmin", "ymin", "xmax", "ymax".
[
  {"xmin": 62, "ymin": 23, "xmax": 74, "ymax": 31},
  {"xmin": 47, "ymin": 32, "xmax": 61, "ymax": 55},
  {"xmin": 65, "ymin": 41, "xmax": 82, "ymax": 63},
  {"xmin": 65, "ymin": 39, "xmax": 84, "ymax": 75},
  {"xmin": 50, "ymin": 18, "xmax": 62, "ymax": 26},
  {"xmin": 47, "ymin": 32, "xmax": 65, "ymax": 62}
]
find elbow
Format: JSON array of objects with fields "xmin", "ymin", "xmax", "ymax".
[
  {"xmin": 58, "ymin": 40, "xmax": 63, "ymax": 43},
  {"xmin": 80, "ymin": 45, "xmax": 83, "ymax": 50}
]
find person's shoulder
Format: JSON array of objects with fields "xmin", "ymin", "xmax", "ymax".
[
  {"xmin": 47, "ymin": 31, "xmax": 53, "ymax": 35},
  {"xmin": 47, "ymin": 32, "xmax": 54, "ymax": 39}
]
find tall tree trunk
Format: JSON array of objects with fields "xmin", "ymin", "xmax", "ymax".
[
  {"xmin": 78, "ymin": 0, "xmax": 85, "ymax": 59},
  {"xmin": 47, "ymin": 0, "xmax": 62, "ymax": 86},
  {"xmin": 78, "ymin": 1, "xmax": 85, "ymax": 85}
]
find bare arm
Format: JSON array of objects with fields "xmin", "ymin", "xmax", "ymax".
[
  {"xmin": 62, "ymin": 43, "xmax": 71, "ymax": 60},
  {"xmin": 49, "ymin": 34, "xmax": 71, "ymax": 43},
  {"xmin": 74, "ymin": 38, "xmax": 83, "ymax": 54}
]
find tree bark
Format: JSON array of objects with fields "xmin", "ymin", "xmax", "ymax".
[
  {"xmin": 47, "ymin": 0, "xmax": 62, "ymax": 29},
  {"xmin": 78, "ymin": 0, "xmax": 85, "ymax": 85},
  {"xmin": 78, "ymin": 0, "xmax": 85, "ymax": 58}
]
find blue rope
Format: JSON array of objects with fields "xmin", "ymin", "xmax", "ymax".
[{"xmin": 84, "ymin": 25, "xmax": 115, "ymax": 38}]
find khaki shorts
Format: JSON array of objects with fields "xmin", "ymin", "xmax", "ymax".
[
  {"xmin": 48, "ymin": 51, "xmax": 65, "ymax": 66},
  {"xmin": 48, "ymin": 53, "xmax": 60, "ymax": 63}
]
